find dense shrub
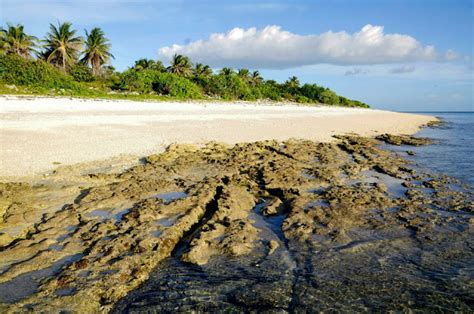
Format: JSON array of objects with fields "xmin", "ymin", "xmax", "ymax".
[
  {"xmin": 258, "ymin": 81, "xmax": 283, "ymax": 101},
  {"xmin": 318, "ymin": 89, "xmax": 340, "ymax": 105},
  {"xmin": 151, "ymin": 72, "xmax": 202, "ymax": 98},
  {"xmin": 295, "ymin": 95, "xmax": 311, "ymax": 103},
  {"xmin": 301, "ymin": 83, "xmax": 325, "ymax": 101},
  {"xmin": 70, "ymin": 65, "xmax": 94, "ymax": 82},
  {"xmin": 114, "ymin": 69, "xmax": 202, "ymax": 98},
  {"xmin": 0, "ymin": 54, "xmax": 80, "ymax": 90},
  {"xmin": 208, "ymin": 74, "xmax": 252, "ymax": 100}
]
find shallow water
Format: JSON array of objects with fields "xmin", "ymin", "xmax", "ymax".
[
  {"xmin": 0, "ymin": 254, "xmax": 83, "ymax": 303},
  {"xmin": 398, "ymin": 112, "xmax": 473, "ymax": 186},
  {"xmin": 153, "ymin": 191, "xmax": 188, "ymax": 203}
]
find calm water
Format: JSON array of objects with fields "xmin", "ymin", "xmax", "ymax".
[{"xmin": 399, "ymin": 112, "xmax": 473, "ymax": 186}]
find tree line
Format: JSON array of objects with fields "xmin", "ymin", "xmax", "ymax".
[{"xmin": 0, "ymin": 22, "xmax": 368, "ymax": 107}]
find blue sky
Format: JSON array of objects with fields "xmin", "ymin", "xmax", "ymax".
[{"xmin": 1, "ymin": 0, "xmax": 472, "ymax": 111}]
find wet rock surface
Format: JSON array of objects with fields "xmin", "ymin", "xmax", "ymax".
[
  {"xmin": 376, "ymin": 133, "xmax": 433, "ymax": 146},
  {"xmin": 0, "ymin": 135, "xmax": 472, "ymax": 312}
]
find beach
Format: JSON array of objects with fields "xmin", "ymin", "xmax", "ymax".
[
  {"xmin": 1, "ymin": 97, "xmax": 472, "ymax": 312},
  {"xmin": 0, "ymin": 96, "xmax": 435, "ymax": 178}
]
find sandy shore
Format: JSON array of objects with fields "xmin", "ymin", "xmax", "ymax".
[{"xmin": 0, "ymin": 96, "xmax": 435, "ymax": 178}]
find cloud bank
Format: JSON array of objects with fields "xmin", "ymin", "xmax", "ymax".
[{"xmin": 158, "ymin": 24, "xmax": 451, "ymax": 69}]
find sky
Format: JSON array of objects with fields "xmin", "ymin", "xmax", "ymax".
[{"xmin": 1, "ymin": 0, "xmax": 473, "ymax": 111}]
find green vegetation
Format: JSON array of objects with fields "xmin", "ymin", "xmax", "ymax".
[
  {"xmin": 42, "ymin": 22, "xmax": 83, "ymax": 71},
  {"xmin": 0, "ymin": 23, "xmax": 38, "ymax": 58},
  {"xmin": 0, "ymin": 22, "xmax": 369, "ymax": 107},
  {"xmin": 81, "ymin": 27, "xmax": 114, "ymax": 76}
]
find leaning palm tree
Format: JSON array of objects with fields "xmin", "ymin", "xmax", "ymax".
[
  {"xmin": 168, "ymin": 54, "xmax": 193, "ymax": 77},
  {"xmin": 43, "ymin": 22, "xmax": 83, "ymax": 71},
  {"xmin": 0, "ymin": 23, "xmax": 37, "ymax": 58},
  {"xmin": 81, "ymin": 27, "xmax": 114, "ymax": 76}
]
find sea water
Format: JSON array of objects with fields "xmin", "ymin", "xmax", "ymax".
[{"xmin": 398, "ymin": 112, "xmax": 473, "ymax": 186}]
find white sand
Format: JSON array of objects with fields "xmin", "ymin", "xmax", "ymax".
[{"xmin": 0, "ymin": 96, "xmax": 436, "ymax": 178}]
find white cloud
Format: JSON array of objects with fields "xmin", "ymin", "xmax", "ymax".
[
  {"xmin": 390, "ymin": 65, "xmax": 415, "ymax": 74},
  {"xmin": 445, "ymin": 49, "xmax": 459, "ymax": 61},
  {"xmin": 158, "ymin": 24, "xmax": 452, "ymax": 69}
]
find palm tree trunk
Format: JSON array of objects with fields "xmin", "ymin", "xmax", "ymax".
[{"xmin": 93, "ymin": 62, "xmax": 100, "ymax": 76}]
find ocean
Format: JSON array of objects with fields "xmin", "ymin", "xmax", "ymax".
[{"xmin": 395, "ymin": 112, "xmax": 473, "ymax": 186}]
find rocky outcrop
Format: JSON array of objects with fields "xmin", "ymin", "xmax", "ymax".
[{"xmin": 0, "ymin": 135, "xmax": 472, "ymax": 312}]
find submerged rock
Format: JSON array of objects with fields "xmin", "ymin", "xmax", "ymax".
[{"xmin": 376, "ymin": 133, "xmax": 433, "ymax": 146}]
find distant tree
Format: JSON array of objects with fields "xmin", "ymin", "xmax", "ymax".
[
  {"xmin": 132, "ymin": 58, "xmax": 165, "ymax": 72},
  {"xmin": 0, "ymin": 23, "xmax": 37, "ymax": 58},
  {"xmin": 81, "ymin": 27, "xmax": 114, "ymax": 76},
  {"xmin": 285, "ymin": 76, "xmax": 300, "ymax": 89},
  {"xmin": 168, "ymin": 54, "xmax": 193, "ymax": 77},
  {"xmin": 240, "ymin": 68, "xmax": 257, "ymax": 85},
  {"xmin": 219, "ymin": 67, "xmax": 234, "ymax": 76},
  {"xmin": 250, "ymin": 70, "xmax": 263, "ymax": 86},
  {"xmin": 283, "ymin": 76, "xmax": 301, "ymax": 98},
  {"xmin": 43, "ymin": 22, "xmax": 83, "ymax": 71},
  {"xmin": 318, "ymin": 89, "xmax": 340, "ymax": 105},
  {"xmin": 194, "ymin": 63, "xmax": 212, "ymax": 77},
  {"xmin": 301, "ymin": 83, "xmax": 324, "ymax": 101},
  {"xmin": 237, "ymin": 68, "xmax": 249, "ymax": 78}
]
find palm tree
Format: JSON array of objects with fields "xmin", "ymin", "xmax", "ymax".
[
  {"xmin": 0, "ymin": 23, "xmax": 37, "ymax": 58},
  {"xmin": 168, "ymin": 54, "xmax": 193, "ymax": 77},
  {"xmin": 286, "ymin": 76, "xmax": 300, "ymax": 88},
  {"xmin": 238, "ymin": 68, "xmax": 252, "ymax": 84},
  {"xmin": 194, "ymin": 63, "xmax": 212, "ymax": 77},
  {"xmin": 43, "ymin": 22, "xmax": 83, "ymax": 71},
  {"xmin": 220, "ymin": 67, "xmax": 234, "ymax": 76},
  {"xmin": 238, "ymin": 68, "xmax": 249, "ymax": 78},
  {"xmin": 132, "ymin": 58, "xmax": 164, "ymax": 72},
  {"xmin": 81, "ymin": 27, "xmax": 114, "ymax": 76},
  {"xmin": 250, "ymin": 70, "xmax": 263, "ymax": 86},
  {"xmin": 194, "ymin": 63, "xmax": 213, "ymax": 77}
]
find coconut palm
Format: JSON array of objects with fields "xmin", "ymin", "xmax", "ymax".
[
  {"xmin": 168, "ymin": 54, "xmax": 193, "ymax": 77},
  {"xmin": 286, "ymin": 76, "xmax": 300, "ymax": 89},
  {"xmin": 81, "ymin": 27, "xmax": 114, "ymax": 76},
  {"xmin": 284, "ymin": 76, "xmax": 300, "ymax": 94},
  {"xmin": 238, "ymin": 68, "xmax": 252, "ymax": 84},
  {"xmin": 43, "ymin": 22, "xmax": 83, "ymax": 71},
  {"xmin": 219, "ymin": 67, "xmax": 234, "ymax": 76},
  {"xmin": 194, "ymin": 63, "xmax": 213, "ymax": 77},
  {"xmin": 250, "ymin": 70, "xmax": 263, "ymax": 86},
  {"xmin": 238, "ymin": 68, "xmax": 249, "ymax": 78},
  {"xmin": 132, "ymin": 58, "xmax": 164, "ymax": 72},
  {"xmin": 0, "ymin": 23, "xmax": 37, "ymax": 58}
]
